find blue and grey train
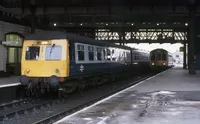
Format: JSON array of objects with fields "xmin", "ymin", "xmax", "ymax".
[{"xmin": 20, "ymin": 31, "xmax": 150, "ymax": 95}]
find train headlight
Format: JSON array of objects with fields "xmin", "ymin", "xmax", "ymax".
[
  {"xmin": 37, "ymin": 41, "xmax": 51, "ymax": 45},
  {"xmin": 163, "ymin": 63, "xmax": 166, "ymax": 65},
  {"xmin": 152, "ymin": 63, "xmax": 154, "ymax": 65},
  {"xmin": 24, "ymin": 69, "xmax": 30, "ymax": 74}
]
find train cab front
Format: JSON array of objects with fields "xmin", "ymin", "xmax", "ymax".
[{"xmin": 20, "ymin": 39, "xmax": 69, "ymax": 95}]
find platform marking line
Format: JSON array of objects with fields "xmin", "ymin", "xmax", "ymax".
[
  {"xmin": 0, "ymin": 82, "xmax": 21, "ymax": 88},
  {"xmin": 55, "ymin": 69, "xmax": 170, "ymax": 124}
]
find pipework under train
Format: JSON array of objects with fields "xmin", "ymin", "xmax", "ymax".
[
  {"xmin": 150, "ymin": 49, "xmax": 173, "ymax": 69},
  {"xmin": 20, "ymin": 31, "xmax": 150, "ymax": 96}
]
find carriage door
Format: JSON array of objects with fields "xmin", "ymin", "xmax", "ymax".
[{"xmin": 4, "ymin": 33, "xmax": 23, "ymax": 76}]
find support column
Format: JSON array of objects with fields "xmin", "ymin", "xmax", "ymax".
[
  {"xmin": 187, "ymin": 41, "xmax": 190, "ymax": 69},
  {"xmin": 122, "ymin": 31, "xmax": 125, "ymax": 46},
  {"xmin": 30, "ymin": 0, "xmax": 36, "ymax": 34},
  {"xmin": 188, "ymin": 4, "xmax": 196, "ymax": 74},
  {"xmin": 183, "ymin": 41, "xmax": 187, "ymax": 69}
]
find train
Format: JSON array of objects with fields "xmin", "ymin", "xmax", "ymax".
[
  {"xmin": 19, "ymin": 31, "xmax": 150, "ymax": 96},
  {"xmin": 150, "ymin": 48, "xmax": 174, "ymax": 69}
]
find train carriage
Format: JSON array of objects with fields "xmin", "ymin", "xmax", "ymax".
[{"xmin": 150, "ymin": 49, "xmax": 173, "ymax": 69}]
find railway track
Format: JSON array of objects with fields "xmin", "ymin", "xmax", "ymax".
[
  {"xmin": 0, "ymin": 98, "xmax": 65, "ymax": 121},
  {"xmin": 0, "ymin": 69, "xmax": 166, "ymax": 124}
]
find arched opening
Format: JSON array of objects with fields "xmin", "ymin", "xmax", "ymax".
[{"xmin": 4, "ymin": 33, "xmax": 24, "ymax": 75}]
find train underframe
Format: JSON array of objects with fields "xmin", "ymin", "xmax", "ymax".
[{"xmin": 19, "ymin": 65, "xmax": 150, "ymax": 97}]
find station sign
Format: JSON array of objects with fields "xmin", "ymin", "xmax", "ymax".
[{"xmin": 1, "ymin": 41, "xmax": 19, "ymax": 46}]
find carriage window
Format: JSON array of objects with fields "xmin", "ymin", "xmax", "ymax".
[
  {"xmin": 88, "ymin": 46, "xmax": 94, "ymax": 61},
  {"xmin": 162, "ymin": 53, "xmax": 167, "ymax": 61},
  {"xmin": 151, "ymin": 54, "xmax": 155, "ymax": 61},
  {"xmin": 103, "ymin": 49, "xmax": 106, "ymax": 60},
  {"xmin": 135, "ymin": 53, "xmax": 139, "ymax": 60},
  {"xmin": 78, "ymin": 45, "xmax": 84, "ymax": 61},
  {"xmin": 106, "ymin": 49, "xmax": 111, "ymax": 61},
  {"xmin": 45, "ymin": 46, "xmax": 62, "ymax": 60},
  {"xmin": 176, "ymin": 55, "xmax": 179, "ymax": 58},
  {"xmin": 135, "ymin": 56, "xmax": 139, "ymax": 60},
  {"xmin": 97, "ymin": 48, "xmax": 102, "ymax": 60},
  {"xmin": 25, "ymin": 46, "xmax": 40, "ymax": 60},
  {"xmin": 112, "ymin": 49, "xmax": 114, "ymax": 54}
]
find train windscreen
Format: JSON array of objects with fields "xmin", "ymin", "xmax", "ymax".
[
  {"xmin": 157, "ymin": 53, "xmax": 161, "ymax": 61},
  {"xmin": 151, "ymin": 54, "xmax": 155, "ymax": 61},
  {"xmin": 45, "ymin": 46, "xmax": 62, "ymax": 60},
  {"xmin": 25, "ymin": 46, "xmax": 40, "ymax": 60},
  {"xmin": 162, "ymin": 53, "xmax": 167, "ymax": 61}
]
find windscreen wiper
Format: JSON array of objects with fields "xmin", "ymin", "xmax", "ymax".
[{"xmin": 49, "ymin": 44, "xmax": 55, "ymax": 57}]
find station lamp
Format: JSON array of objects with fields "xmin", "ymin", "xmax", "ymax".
[
  {"xmin": 185, "ymin": 23, "xmax": 188, "ymax": 26},
  {"xmin": 53, "ymin": 23, "xmax": 57, "ymax": 26}
]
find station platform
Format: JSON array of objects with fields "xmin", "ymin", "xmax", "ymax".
[
  {"xmin": 55, "ymin": 67, "xmax": 200, "ymax": 124},
  {"xmin": 0, "ymin": 76, "xmax": 20, "ymax": 88}
]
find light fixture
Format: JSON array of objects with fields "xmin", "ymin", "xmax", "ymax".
[
  {"xmin": 131, "ymin": 23, "xmax": 134, "ymax": 26},
  {"xmin": 53, "ymin": 23, "xmax": 57, "ymax": 26},
  {"xmin": 80, "ymin": 23, "xmax": 83, "ymax": 26},
  {"xmin": 157, "ymin": 23, "xmax": 159, "ymax": 26},
  {"xmin": 185, "ymin": 23, "xmax": 188, "ymax": 26},
  {"xmin": 106, "ymin": 23, "xmax": 108, "ymax": 26}
]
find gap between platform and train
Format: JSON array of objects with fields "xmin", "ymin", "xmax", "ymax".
[{"xmin": 0, "ymin": 83, "xmax": 20, "ymax": 88}]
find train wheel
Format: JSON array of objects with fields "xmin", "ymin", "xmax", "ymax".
[{"xmin": 63, "ymin": 81, "xmax": 77, "ymax": 94}]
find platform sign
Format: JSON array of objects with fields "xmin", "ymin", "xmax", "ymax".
[{"xmin": 1, "ymin": 41, "xmax": 19, "ymax": 46}]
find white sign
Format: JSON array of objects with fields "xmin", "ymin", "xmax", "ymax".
[
  {"xmin": 2, "ymin": 41, "xmax": 19, "ymax": 45},
  {"xmin": 80, "ymin": 65, "xmax": 84, "ymax": 72}
]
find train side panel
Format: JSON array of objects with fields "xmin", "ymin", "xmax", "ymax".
[{"xmin": 68, "ymin": 42, "xmax": 132, "ymax": 77}]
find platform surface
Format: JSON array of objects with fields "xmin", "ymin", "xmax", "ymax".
[
  {"xmin": 55, "ymin": 67, "xmax": 200, "ymax": 124},
  {"xmin": 0, "ymin": 76, "xmax": 20, "ymax": 88}
]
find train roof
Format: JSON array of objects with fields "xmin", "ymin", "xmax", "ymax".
[
  {"xmin": 150, "ymin": 48, "xmax": 173, "ymax": 55},
  {"xmin": 25, "ymin": 30, "xmax": 131, "ymax": 50},
  {"xmin": 150, "ymin": 48, "xmax": 168, "ymax": 53}
]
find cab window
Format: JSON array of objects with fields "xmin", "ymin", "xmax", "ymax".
[
  {"xmin": 45, "ymin": 46, "xmax": 62, "ymax": 60},
  {"xmin": 162, "ymin": 53, "xmax": 167, "ymax": 61},
  {"xmin": 151, "ymin": 54, "xmax": 155, "ymax": 61},
  {"xmin": 25, "ymin": 46, "xmax": 40, "ymax": 60},
  {"xmin": 157, "ymin": 53, "xmax": 161, "ymax": 61}
]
